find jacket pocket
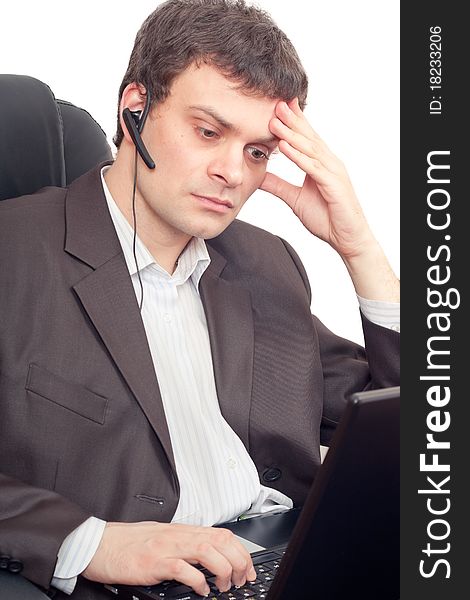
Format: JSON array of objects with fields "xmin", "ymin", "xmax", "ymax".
[{"xmin": 25, "ymin": 363, "xmax": 108, "ymax": 425}]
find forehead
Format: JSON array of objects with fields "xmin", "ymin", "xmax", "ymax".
[{"xmin": 165, "ymin": 63, "xmax": 279, "ymax": 137}]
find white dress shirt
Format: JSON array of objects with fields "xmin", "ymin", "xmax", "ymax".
[{"xmin": 52, "ymin": 168, "xmax": 399, "ymax": 592}]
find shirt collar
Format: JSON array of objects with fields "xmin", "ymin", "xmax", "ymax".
[{"xmin": 101, "ymin": 166, "xmax": 211, "ymax": 290}]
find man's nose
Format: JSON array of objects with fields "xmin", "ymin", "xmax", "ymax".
[{"xmin": 208, "ymin": 145, "xmax": 244, "ymax": 188}]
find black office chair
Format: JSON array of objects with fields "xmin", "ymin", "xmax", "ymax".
[
  {"xmin": 0, "ymin": 73, "xmax": 113, "ymax": 201},
  {"xmin": 0, "ymin": 73, "xmax": 113, "ymax": 598}
]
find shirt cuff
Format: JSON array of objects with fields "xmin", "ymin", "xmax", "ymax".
[
  {"xmin": 51, "ymin": 516, "xmax": 106, "ymax": 594},
  {"xmin": 357, "ymin": 294, "xmax": 400, "ymax": 333}
]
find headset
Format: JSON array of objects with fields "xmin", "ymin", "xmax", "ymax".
[
  {"xmin": 122, "ymin": 92, "xmax": 156, "ymax": 169},
  {"xmin": 122, "ymin": 90, "xmax": 156, "ymax": 312}
]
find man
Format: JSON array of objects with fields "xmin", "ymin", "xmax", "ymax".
[{"xmin": 0, "ymin": 1, "xmax": 399, "ymax": 598}]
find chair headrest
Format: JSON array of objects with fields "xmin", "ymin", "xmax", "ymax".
[{"xmin": 0, "ymin": 74, "xmax": 113, "ymax": 201}]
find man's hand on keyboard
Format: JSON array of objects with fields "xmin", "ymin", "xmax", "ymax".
[{"xmin": 82, "ymin": 521, "xmax": 257, "ymax": 596}]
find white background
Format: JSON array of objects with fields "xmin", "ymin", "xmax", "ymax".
[{"xmin": 1, "ymin": 0, "xmax": 399, "ymax": 345}]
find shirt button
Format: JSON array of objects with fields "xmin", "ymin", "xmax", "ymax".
[
  {"xmin": 227, "ymin": 458, "xmax": 237, "ymax": 469},
  {"xmin": 163, "ymin": 313, "xmax": 172, "ymax": 323}
]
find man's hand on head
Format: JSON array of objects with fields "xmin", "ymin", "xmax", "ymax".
[
  {"xmin": 81, "ymin": 521, "xmax": 256, "ymax": 597},
  {"xmin": 260, "ymin": 98, "xmax": 399, "ymax": 302},
  {"xmin": 260, "ymin": 98, "xmax": 374, "ymax": 260}
]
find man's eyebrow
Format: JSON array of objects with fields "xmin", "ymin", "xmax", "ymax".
[{"xmin": 187, "ymin": 104, "xmax": 279, "ymax": 146}]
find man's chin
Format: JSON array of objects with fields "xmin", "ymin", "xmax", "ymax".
[{"xmin": 185, "ymin": 217, "xmax": 236, "ymax": 240}]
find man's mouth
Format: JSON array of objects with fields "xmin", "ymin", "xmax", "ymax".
[{"xmin": 192, "ymin": 194, "xmax": 234, "ymax": 213}]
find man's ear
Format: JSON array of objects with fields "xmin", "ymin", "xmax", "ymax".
[{"xmin": 119, "ymin": 83, "xmax": 148, "ymax": 144}]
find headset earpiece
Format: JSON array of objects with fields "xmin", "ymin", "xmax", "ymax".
[
  {"xmin": 129, "ymin": 110, "xmax": 142, "ymax": 129},
  {"xmin": 122, "ymin": 92, "xmax": 156, "ymax": 169}
]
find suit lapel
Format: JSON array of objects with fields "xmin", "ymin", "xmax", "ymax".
[
  {"xmin": 64, "ymin": 165, "xmax": 176, "ymax": 473},
  {"xmin": 64, "ymin": 165, "xmax": 255, "ymax": 464},
  {"xmin": 200, "ymin": 246, "xmax": 254, "ymax": 450}
]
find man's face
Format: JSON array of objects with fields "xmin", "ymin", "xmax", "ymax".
[{"xmin": 135, "ymin": 63, "xmax": 279, "ymax": 243}]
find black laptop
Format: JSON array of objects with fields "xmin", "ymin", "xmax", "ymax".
[{"xmin": 105, "ymin": 386, "xmax": 400, "ymax": 600}]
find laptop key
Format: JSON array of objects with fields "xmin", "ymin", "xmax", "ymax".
[
  {"xmin": 250, "ymin": 583, "xmax": 268, "ymax": 594},
  {"xmin": 235, "ymin": 588, "xmax": 256, "ymax": 598},
  {"xmin": 257, "ymin": 573, "xmax": 275, "ymax": 584},
  {"xmin": 251, "ymin": 552, "xmax": 280, "ymax": 566},
  {"xmin": 161, "ymin": 583, "xmax": 198, "ymax": 598},
  {"xmin": 158, "ymin": 593, "xmax": 202, "ymax": 600},
  {"xmin": 254, "ymin": 565, "xmax": 271, "ymax": 574}
]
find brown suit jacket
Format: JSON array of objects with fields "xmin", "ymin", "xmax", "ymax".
[{"xmin": 0, "ymin": 164, "xmax": 399, "ymax": 599}]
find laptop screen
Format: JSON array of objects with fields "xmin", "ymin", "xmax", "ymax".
[{"xmin": 269, "ymin": 386, "xmax": 400, "ymax": 600}]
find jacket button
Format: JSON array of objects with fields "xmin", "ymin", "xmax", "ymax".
[
  {"xmin": 8, "ymin": 559, "xmax": 24, "ymax": 574},
  {"xmin": 0, "ymin": 555, "xmax": 11, "ymax": 569},
  {"xmin": 263, "ymin": 468, "xmax": 282, "ymax": 482}
]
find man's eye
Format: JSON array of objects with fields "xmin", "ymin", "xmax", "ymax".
[
  {"xmin": 247, "ymin": 146, "xmax": 269, "ymax": 161},
  {"xmin": 198, "ymin": 127, "xmax": 218, "ymax": 139}
]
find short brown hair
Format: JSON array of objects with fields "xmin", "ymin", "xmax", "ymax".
[{"xmin": 114, "ymin": 0, "xmax": 308, "ymax": 147}]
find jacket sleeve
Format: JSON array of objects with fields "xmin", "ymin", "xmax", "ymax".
[
  {"xmin": 313, "ymin": 312, "xmax": 400, "ymax": 445},
  {"xmin": 279, "ymin": 237, "xmax": 400, "ymax": 446},
  {"xmin": 0, "ymin": 473, "xmax": 91, "ymax": 589}
]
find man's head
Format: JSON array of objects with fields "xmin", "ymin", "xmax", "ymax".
[
  {"xmin": 114, "ymin": 0, "xmax": 308, "ymax": 148},
  {"xmin": 109, "ymin": 0, "xmax": 309, "ymax": 258}
]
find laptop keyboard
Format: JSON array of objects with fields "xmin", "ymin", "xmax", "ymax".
[{"xmin": 138, "ymin": 547, "xmax": 285, "ymax": 599}]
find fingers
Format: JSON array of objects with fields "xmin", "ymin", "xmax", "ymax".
[
  {"xmin": 157, "ymin": 558, "xmax": 211, "ymax": 597},
  {"xmin": 271, "ymin": 117, "xmax": 320, "ymax": 164},
  {"xmin": 274, "ymin": 99, "xmax": 319, "ymax": 147},
  {"xmin": 269, "ymin": 99, "xmax": 342, "ymax": 180},
  {"xmin": 195, "ymin": 528, "xmax": 256, "ymax": 591},
  {"xmin": 83, "ymin": 521, "xmax": 256, "ymax": 596}
]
